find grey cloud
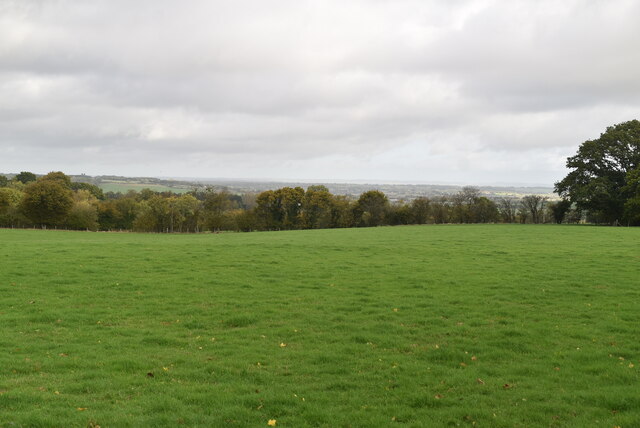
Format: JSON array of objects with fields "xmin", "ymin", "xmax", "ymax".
[{"xmin": 0, "ymin": 0, "xmax": 638, "ymax": 184}]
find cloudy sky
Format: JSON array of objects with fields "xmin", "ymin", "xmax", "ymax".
[{"xmin": 1, "ymin": 0, "xmax": 639, "ymax": 185}]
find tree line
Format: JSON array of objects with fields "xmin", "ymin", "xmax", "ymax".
[{"xmin": 1, "ymin": 171, "xmax": 580, "ymax": 232}]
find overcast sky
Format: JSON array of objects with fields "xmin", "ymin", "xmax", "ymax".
[{"xmin": 1, "ymin": 0, "xmax": 639, "ymax": 185}]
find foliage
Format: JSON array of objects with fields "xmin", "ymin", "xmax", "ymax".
[
  {"xmin": 41, "ymin": 171, "xmax": 73, "ymax": 188},
  {"xmin": 71, "ymin": 182, "xmax": 105, "ymax": 200},
  {"xmin": 555, "ymin": 119, "xmax": 640, "ymax": 224},
  {"xmin": 20, "ymin": 180, "xmax": 74, "ymax": 227},
  {"xmin": 2, "ymin": 169, "xmax": 575, "ymax": 230},
  {"xmin": 354, "ymin": 190, "xmax": 389, "ymax": 227},
  {"xmin": 0, "ymin": 187, "xmax": 26, "ymax": 227},
  {"xmin": 548, "ymin": 199, "xmax": 572, "ymax": 224},
  {"xmin": 15, "ymin": 171, "xmax": 37, "ymax": 184},
  {"xmin": 520, "ymin": 195, "xmax": 548, "ymax": 224}
]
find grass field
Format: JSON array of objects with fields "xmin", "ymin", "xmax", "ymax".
[
  {"xmin": 1, "ymin": 225, "xmax": 639, "ymax": 427},
  {"xmin": 96, "ymin": 182, "xmax": 191, "ymax": 194}
]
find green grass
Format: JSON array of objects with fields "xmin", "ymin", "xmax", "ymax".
[
  {"xmin": 0, "ymin": 225, "xmax": 639, "ymax": 427},
  {"xmin": 97, "ymin": 182, "xmax": 190, "ymax": 194}
]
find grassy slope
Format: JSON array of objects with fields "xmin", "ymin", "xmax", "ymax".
[{"xmin": 0, "ymin": 225, "xmax": 639, "ymax": 427}]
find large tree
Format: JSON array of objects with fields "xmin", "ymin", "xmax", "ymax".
[
  {"xmin": 15, "ymin": 171, "xmax": 37, "ymax": 184},
  {"xmin": 354, "ymin": 190, "xmax": 389, "ymax": 227},
  {"xmin": 555, "ymin": 120, "xmax": 640, "ymax": 224},
  {"xmin": 21, "ymin": 180, "xmax": 74, "ymax": 227}
]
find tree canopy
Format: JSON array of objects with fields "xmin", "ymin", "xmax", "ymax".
[{"xmin": 555, "ymin": 119, "xmax": 640, "ymax": 224}]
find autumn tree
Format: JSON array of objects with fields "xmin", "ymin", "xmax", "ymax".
[
  {"xmin": 21, "ymin": 180, "xmax": 73, "ymax": 227},
  {"xmin": 66, "ymin": 190, "xmax": 99, "ymax": 231},
  {"xmin": 300, "ymin": 186, "xmax": 334, "ymax": 229},
  {"xmin": 41, "ymin": 171, "xmax": 72, "ymax": 188},
  {"xmin": 0, "ymin": 187, "xmax": 26, "ymax": 227}
]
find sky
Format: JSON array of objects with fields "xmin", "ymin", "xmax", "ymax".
[{"xmin": 1, "ymin": 0, "xmax": 639, "ymax": 186}]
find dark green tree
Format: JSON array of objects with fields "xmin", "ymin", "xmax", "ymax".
[
  {"xmin": 555, "ymin": 120, "xmax": 640, "ymax": 224},
  {"xmin": 71, "ymin": 182, "xmax": 105, "ymax": 200},
  {"xmin": 410, "ymin": 197, "xmax": 431, "ymax": 224},
  {"xmin": 622, "ymin": 166, "xmax": 640, "ymax": 225},
  {"xmin": 15, "ymin": 171, "xmax": 37, "ymax": 184},
  {"xmin": 548, "ymin": 199, "xmax": 572, "ymax": 224},
  {"xmin": 354, "ymin": 190, "xmax": 389, "ymax": 227},
  {"xmin": 0, "ymin": 175, "xmax": 8, "ymax": 187}
]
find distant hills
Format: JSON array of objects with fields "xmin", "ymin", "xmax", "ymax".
[{"xmin": 2, "ymin": 173, "xmax": 555, "ymax": 200}]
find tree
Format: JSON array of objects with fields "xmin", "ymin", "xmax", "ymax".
[
  {"xmin": 410, "ymin": 197, "xmax": 431, "ymax": 224},
  {"xmin": 520, "ymin": 195, "xmax": 547, "ymax": 224},
  {"xmin": 0, "ymin": 175, "xmax": 8, "ymax": 187},
  {"xmin": 472, "ymin": 197, "xmax": 499, "ymax": 223},
  {"xmin": 40, "ymin": 171, "xmax": 72, "ymax": 188},
  {"xmin": 254, "ymin": 187, "xmax": 304, "ymax": 230},
  {"xmin": 622, "ymin": 166, "xmax": 640, "ymax": 225},
  {"xmin": 431, "ymin": 196, "xmax": 450, "ymax": 224},
  {"xmin": 15, "ymin": 171, "xmax": 37, "ymax": 184},
  {"xmin": 354, "ymin": 190, "xmax": 389, "ymax": 227},
  {"xmin": 497, "ymin": 198, "xmax": 517, "ymax": 223},
  {"xmin": 450, "ymin": 187, "xmax": 480, "ymax": 223},
  {"xmin": 547, "ymin": 199, "xmax": 572, "ymax": 224},
  {"xmin": 21, "ymin": 180, "xmax": 73, "ymax": 227},
  {"xmin": 203, "ymin": 190, "xmax": 237, "ymax": 231},
  {"xmin": 71, "ymin": 182, "xmax": 105, "ymax": 200},
  {"xmin": 300, "ymin": 187, "xmax": 334, "ymax": 229},
  {"xmin": 555, "ymin": 119, "xmax": 640, "ymax": 224},
  {"xmin": 0, "ymin": 187, "xmax": 26, "ymax": 227},
  {"xmin": 66, "ymin": 190, "xmax": 99, "ymax": 231},
  {"xmin": 388, "ymin": 201, "xmax": 412, "ymax": 225}
]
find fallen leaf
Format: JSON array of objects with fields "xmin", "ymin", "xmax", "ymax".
[
  {"xmin": 460, "ymin": 362, "xmax": 467, "ymax": 367},
  {"xmin": 77, "ymin": 407, "xmax": 87, "ymax": 411},
  {"xmin": 471, "ymin": 356, "xmax": 477, "ymax": 361},
  {"xmin": 434, "ymin": 394, "xmax": 443, "ymax": 399},
  {"xmin": 554, "ymin": 367, "xmax": 560, "ymax": 371},
  {"xmin": 279, "ymin": 343, "xmax": 287, "ymax": 348},
  {"xmin": 146, "ymin": 372, "xmax": 154, "ymax": 378},
  {"xmin": 503, "ymin": 384, "xmax": 512, "ymax": 389},
  {"xmin": 477, "ymin": 378, "xmax": 485, "ymax": 384},
  {"xmin": 267, "ymin": 419, "xmax": 277, "ymax": 426}
]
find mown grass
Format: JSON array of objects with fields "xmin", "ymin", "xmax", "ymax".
[{"xmin": 0, "ymin": 225, "xmax": 639, "ymax": 427}]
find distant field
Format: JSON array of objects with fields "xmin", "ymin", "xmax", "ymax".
[
  {"xmin": 1, "ymin": 225, "xmax": 639, "ymax": 427},
  {"xmin": 97, "ymin": 182, "xmax": 191, "ymax": 194}
]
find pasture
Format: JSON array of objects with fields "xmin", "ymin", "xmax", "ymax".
[{"xmin": 0, "ymin": 225, "xmax": 639, "ymax": 427}]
